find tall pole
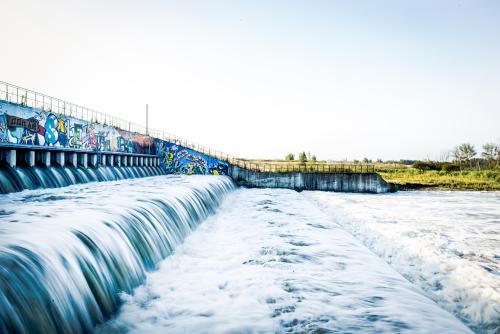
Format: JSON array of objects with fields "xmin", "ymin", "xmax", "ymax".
[
  {"xmin": 146, "ymin": 104, "xmax": 150, "ymax": 155},
  {"xmin": 146, "ymin": 104, "xmax": 149, "ymax": 136}
]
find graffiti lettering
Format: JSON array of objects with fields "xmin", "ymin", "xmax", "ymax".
[{"xmin": 7, "ymin": 115, "xmax": 39, "ymax": 132}]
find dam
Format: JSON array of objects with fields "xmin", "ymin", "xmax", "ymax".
[
  {"xmin": 0, "ymin": 82, "xmax": 497, "ymax": 334},
  {"xmin": 0, "ymin": 81, "xmax": 391, "ymax": 194}
]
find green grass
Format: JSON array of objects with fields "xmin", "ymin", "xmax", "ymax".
[{"xmin": 379, "ymin": 168, "xmax": 500, "ymax": 190}]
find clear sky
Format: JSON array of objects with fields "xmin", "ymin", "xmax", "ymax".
[{"xmin": 2, "ymin": 0, "xmax": 499, "ymax": 160}]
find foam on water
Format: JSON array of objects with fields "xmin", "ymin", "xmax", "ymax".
[
  {"xmin": 102, "ymin": 188, "xmax": 471, "ymax": 333},
  {"xmin": 305, "ymin": 190, "xmax": 500, "ymax": 333},
  {"xmin": 0, "ymin": 175, "xmax": 235, "ymax": 333}
]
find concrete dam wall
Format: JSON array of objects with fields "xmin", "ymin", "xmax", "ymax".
[
  {"xmin": 229, "ymin": 165, "xmax": 392, "ymax": 193},
  {"xmin": 0, "ymin": 86, "xmax": 392, "ymax": 194}
]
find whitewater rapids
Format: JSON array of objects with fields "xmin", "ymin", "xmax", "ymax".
[
  {"xmin": 306, "ymin": 190, "xmax": 500, "ymax": 334},
  {"xmin": 101, "ymin": 188, "xmax": 472, "ymax": 333}
]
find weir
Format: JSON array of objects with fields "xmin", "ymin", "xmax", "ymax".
[
  {"xmin": 0, "ymin": 83, "xmax": 478, "ymax": 334},
  {"xmin": 0, "ymin": 176, "xmax": 235, "ymax": 333}
]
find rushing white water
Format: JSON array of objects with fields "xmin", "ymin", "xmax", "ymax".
[
  {"xmin": 305, "ymin": 191, "xmax": 500, "ymax": 334},
  {"xmin": 0, "ymin": 175, "xmax": 234, "ymax": 333},
  {"xmin": 102, "ymin": 188, "xmax": 471, "ymax": 333}
]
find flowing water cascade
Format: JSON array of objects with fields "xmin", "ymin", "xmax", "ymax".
[
  {"xmin": 0, "ymin": 162, "xmax": 167, "ymax": 194},
  {"xmin": 0, "ymin": 175, "xmax": 235, "ymax": 334}
]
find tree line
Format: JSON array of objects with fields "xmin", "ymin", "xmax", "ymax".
[
  {"xmin": 285, "ymin": 152, "xmax": 317, "ymax": 163},
  {"xmin": 451, "ymin": 142, "xmax": 499, "ymax": 168},
  {"xmin": 283, "ymin": 141, "xmax": 500, "ymax": 171},
  {"xmin": 413, "ymin": 142, "xmax": 500, "ymax": 171}
]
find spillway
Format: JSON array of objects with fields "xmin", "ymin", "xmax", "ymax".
[
  {"xmin": 0, "ymin": 162, "xmax": 167, "ymax": 194},
  {"xmin": 0, "ymin": 175, "xmax": 234, "ymax": 333}
]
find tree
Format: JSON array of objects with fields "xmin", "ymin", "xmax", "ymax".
[
  {"xmin": 482, "ymin": 143, "xmax": 499, "ymax": 168},
  {"xmin": 311, "ymin": 155, "xmax": 317, "ymax": 162},
  {"xmin": 452, "ymin": 146, "xmax": 463, "ymax": 168},
  {"xmin": 298, "ymin": 151, "xmax": 308, "ymax": 163},
  {"xmin": 284, "ymin": 153, "xmax": 295, "ymax": 161},
  {"xmin": 454, "ymin": 143, "xmax": 476, "ymax": 168}
]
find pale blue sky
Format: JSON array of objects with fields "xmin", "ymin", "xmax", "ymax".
[{"xmin": 2, "ymin": 0, "xmax": 499, "ymax": 160}]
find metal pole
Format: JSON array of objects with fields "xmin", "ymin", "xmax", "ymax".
[{"xmin": 146, "ymin": 104, "xmax": 149, "ymax": 136}]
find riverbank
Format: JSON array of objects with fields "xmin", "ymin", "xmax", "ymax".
[{"xmin": 379, "ymin": 168, "xmax": 500, "ymax": 191}]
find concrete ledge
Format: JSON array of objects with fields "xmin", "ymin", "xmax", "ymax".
[{"xmin": 228, "ymin": 165, "xmax": 393, "ymax": 193}]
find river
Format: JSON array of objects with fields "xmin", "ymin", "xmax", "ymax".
[{"xmin": 0, "ymin": 176, "xmax": 498, "ymax": 333}]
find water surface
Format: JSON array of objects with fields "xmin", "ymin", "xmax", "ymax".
[
  {"xmin": 102, "ymin": 188, "xmax": 471, "ymax": 333},
  {"xmin": 306, "ymin": 190, "xmax": 500, "ymax": 333}
]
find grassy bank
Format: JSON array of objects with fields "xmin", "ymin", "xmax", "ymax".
[{"xmin": 379, "ymin": 168, "xmax": 500, "ymax": 191}]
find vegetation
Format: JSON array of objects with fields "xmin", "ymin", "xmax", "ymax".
[
  {"xmin": 298, "ymin": 151, "xmax": 308, "ymax": 163},
  {"xmin": 379, "ymin": 168, "xmax": 500, "ymax": 191},
  {"xmin": 377, "ymin": 142, "xmax": 500, "ymax": 190},
  {"xmin": 283, "ymin": 151, "xmax": 318, "ymax": 163},
  {"xmin": 273, "ymin": 141, "xmax": 500, "ymax": 190}
]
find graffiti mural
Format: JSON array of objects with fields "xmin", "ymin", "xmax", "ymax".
[
  {"xmin": 157, "ymin": 142, "xmax": 228, "ymax": 176},
  {"xmin": 0, "ymin": 100, "xmax": 228, "ymax": 175}
]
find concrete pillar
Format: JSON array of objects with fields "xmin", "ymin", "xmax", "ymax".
[
  {"xmin": 156, "ymin": 157, "xmax": 160, "ymax": 166},
  {"xmin": 109, "ymin": 155, "xmax": 114, "ymax": 166},
  {"xmin": 69, "ymin": 152, "xmax": 78, "ymax": 167},
  {"xmin": 78, "ymin": 153, "xmax": 88, "ymax": 168},
  {"xmin": 41, "ymin": 151, "xmax": 51, "ymax": 167},
  {"xmin": 122, "ymin": 155, "xmax": 127, "ymax": 167},
  {"xmin": 89, "ymin": 154, "xmax": 98, "ymax": 167},
  {"xmin": 26, "ymin": 151, "xmax": 35, "ymax": 167},
  {"xmin": 6, "ymin": 150, "xmax": 16, "ymax": 168},
  {"xmin": 140, "ymin": 156, "xmax": 144, "ymax": 166},
  {"xmin": 116, "ymin": 155, "xmax": 121, "ymax": 167},
  {"xmin": 134, "ymin": 156, "xmax": 138, "ymax": 166},
  {"xmin": 128, "ymin": 156, "xmax": 133, "ymax": 166},
  {"xmin": 55, "ymin": 152, "xmax": 65, "ymax": 167},
  {"xmin": 100, "ymin": 154, "xmax": 107, "ymax": 166}
]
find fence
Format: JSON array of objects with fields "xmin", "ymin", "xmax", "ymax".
[{"xmin": 0, "ymin": 81, "xmax": 375, "ymax": 174}]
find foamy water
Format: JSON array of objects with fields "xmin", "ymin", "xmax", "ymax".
[
  {"xmin": 305, "ymin": 190, "xmax": 500, "ymax": 333},
  {"xmin": 102, "ymin": 188, "xmax": 471, "ymax": 333},
  {"xmin": 0, "ymin": 175, "xmax": 234, "ymax": 333}
]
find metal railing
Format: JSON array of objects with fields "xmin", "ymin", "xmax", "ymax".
[{"xmin": 0, "ymin": 80, "xmax": 375, "ymax": 173}]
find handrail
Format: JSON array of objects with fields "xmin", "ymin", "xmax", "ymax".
[{"xmin": 0, "ymin": 80, "xmax": 375, "ymax": 173}]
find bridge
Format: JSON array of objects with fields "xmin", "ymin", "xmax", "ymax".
[{"xmin": 0, "ymin": 81, "xmax": 392, "ymax": 193}]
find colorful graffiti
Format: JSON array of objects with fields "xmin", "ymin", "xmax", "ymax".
[
  {"xmin": 157, "ymin": 142, "xmax": 228, "ymax": 176},
  {"xmin": 0, "ymin": 100, "xmax": 228, "ymax": 175}
]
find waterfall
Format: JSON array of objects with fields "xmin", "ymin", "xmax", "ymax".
[
  {"xmin": 0, "ymin": 162, "xmax": 167, "ymax": 194},
  {"xmin": 0, "ymin": 175, "xmax": 235, "ymax": 333}
]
